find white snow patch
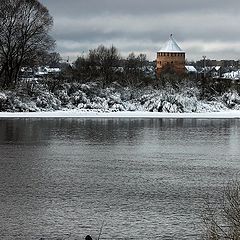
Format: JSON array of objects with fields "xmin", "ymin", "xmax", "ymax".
[{"xmin": 0, "ymin": 110, "xmax": 240, "ymax": 119}]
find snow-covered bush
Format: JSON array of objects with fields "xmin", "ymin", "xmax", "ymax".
[
  {"xmin": 54, "ymin": 89, "xmax": 70, "ymax": 106},
  {"xmin": 1, "ymin": 80, "xmax": 240, "ymax": 113},
  {"xmin": 222, "ymin": 91, "xmax": 240, "ymax": 109},
  {"xmin": 70, "ymin": 90, "xmax": 87, "ymax": 106},
  {"xmin": 13, "ymin": 98, "xmax": 33, "ymax": 112},
  {"xmin": 36, "ymin": 93, "xmax": 61, "ymax": 111},
  {"xmin": 0, "ymin": 92, "xmax": 8, "ymax": 111}
]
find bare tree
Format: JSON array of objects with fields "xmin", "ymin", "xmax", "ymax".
[
  {"xmin": 37, "ymin": 51, "xmax": 62, "ymax": 68},
  {"xmin": 72, "ymin": 45, "xmax": 121, "ymax": 85},
  {"xmin": 0, "ymin": 0, "xmax": 55, "ymax": 88},
  {"xmin": 89, "ymin": 45, "xmax": 121, "ymax": 86},
  {"xmin": 202, "ymin": 180, "xmax": 240, "ymax": 239},
  {"xmin": 123, "ymin": 52, "xmax": 148, "ymax": 86}
]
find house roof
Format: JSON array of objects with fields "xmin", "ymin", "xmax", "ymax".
[
  {"xmin": 214, "ymin": 66, "xmax": 221, "ymax": 71},
  {"xmin": 223, "ymin": 71, "xmax": 240, "ymax": 80},
  {"xmin": 199, "ymin": 66, "xmax": 222, "ymax": 74},
  {"xmin": 158, "ymin": 34, "xmax": 184, "ymax": 53},
  {"xmin": 185, "ymin": 65, "xmax": 197, "ymax": 72}
]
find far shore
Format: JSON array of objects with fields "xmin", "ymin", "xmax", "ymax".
[{"xmin": 0, "ymin": 110, "xmax": 240, "ymax": 119}]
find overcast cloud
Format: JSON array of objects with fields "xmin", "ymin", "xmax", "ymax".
[{"xmin": 39, "ymin": 0, "xmax": 240, "ymax": 62}]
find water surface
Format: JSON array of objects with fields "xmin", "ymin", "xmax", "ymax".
[{"xmin": 0, "ymin": 118, "xmax": 240, "ymax": 240}]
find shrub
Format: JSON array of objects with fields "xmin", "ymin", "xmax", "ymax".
[{"xmin": 202, "ymin": 180, "xmax": 240, "ymax": 239}]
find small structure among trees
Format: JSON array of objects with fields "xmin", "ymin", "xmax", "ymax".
[{"xmin": 156, "ymin": 34, "xmax": 185, "ymax": 77}]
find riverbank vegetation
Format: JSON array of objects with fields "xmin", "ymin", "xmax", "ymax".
[
  {"xmin": 202, "ymin": 180, "xmax": 240, "ymax": 240},
  {"xmin": 0, "ymin": 79, "xmax": 240, "ymax": 112}
]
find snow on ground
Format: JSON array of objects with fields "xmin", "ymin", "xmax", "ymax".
[
  {"xmin": 1, "ymin": 81, "xmax": 240, "ymax": 118},
  {"xmin": 0, "ymin": 110, "xmax": 240, "ymax": 119}
]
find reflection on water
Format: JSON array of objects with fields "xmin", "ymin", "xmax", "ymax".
[{"xmin": 0, "ymin": 118, "xmax": 240, "ymax": 240}]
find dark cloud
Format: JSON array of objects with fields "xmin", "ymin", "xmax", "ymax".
[
  {"xmin": 40, "ymin": 0, "xmax": 237, "ymax": 17},
  {"xmin": 39, "ymin": 0, "xmax": 240, "ymax": 61}
]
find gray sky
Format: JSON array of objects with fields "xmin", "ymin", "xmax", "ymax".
[{"xmin": 39, "ymin": 0, "xmax": 240, "ymax": 62}]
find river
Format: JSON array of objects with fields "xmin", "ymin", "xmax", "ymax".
[{"xmin": 0, "ymin": 118, "xmax": 240, "ymax": 239}]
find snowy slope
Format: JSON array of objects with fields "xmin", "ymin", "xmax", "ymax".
[{"xmin": 0, "ymin": 82, "xmax": 240, "ymax": 115}]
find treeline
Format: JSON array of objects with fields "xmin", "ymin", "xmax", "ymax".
[
  {"xmin": 59, "ymin": 45, "xmax": 240, "ymax": 97},
  {"xmin": 63, "ymin": 45, "xmax": 154, "ymax": 87}
]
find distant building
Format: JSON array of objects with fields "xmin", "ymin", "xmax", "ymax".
[
  {"xmin": 199, "ymin": 66, "xmax": 222, "ymax": 78},
  {"xmin": 156, "ymin": 35, "xmax": 185, "ymax": 77},
  {"xmin": 35, "ymin": 66, "xmax": 61, "ymax": 77},
  {"xmin": 185, "ymin": 65, "xmax": 197, "ymax": 73},
  {"xmin": 222, "ymin": 70, "xmax": 240, "ymax": 80}
]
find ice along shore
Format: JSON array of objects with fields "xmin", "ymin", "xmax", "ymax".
[{"xmin": 0, "ymin": 110, "xmax": 240, "ymax": 119}]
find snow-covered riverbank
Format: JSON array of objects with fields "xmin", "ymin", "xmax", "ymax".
[
  {"xmin": 1, "ymin": 110, "xmax": 240, "ymax": 118},
  {"xmin": 1, "ymin": 82, "xmax": 240, "ymax": 116}
]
